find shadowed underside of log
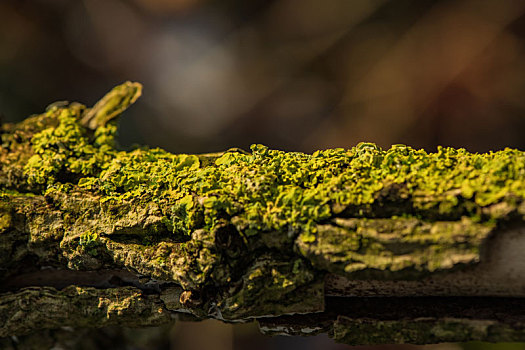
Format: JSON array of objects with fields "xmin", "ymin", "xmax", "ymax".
[{"xmin": 1, "ymin": 82, "xmax": 524, "ymax": 346}]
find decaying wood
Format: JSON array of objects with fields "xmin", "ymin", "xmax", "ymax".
[{"xmin": 1, "ymin": 82, "xmax": 524, "ymax": 347}]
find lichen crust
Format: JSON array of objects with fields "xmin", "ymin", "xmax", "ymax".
[{"xmin": 1, "ymin": 82, "xmax": 524, "ymax": 333}]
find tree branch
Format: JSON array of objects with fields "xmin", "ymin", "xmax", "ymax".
[{"xmin": 1, "ymin": 82, "xmax": 524, "ymax": 346}]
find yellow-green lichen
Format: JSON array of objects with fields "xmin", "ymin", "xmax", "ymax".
[
  {"xmin": 78, "ymin": 231, "xmax": 102, "ymax": 256},
  {"xmin": 0, "ymin": 286, "xmax": 169, "ymax": 338},
  {"xmin": 6, "ymin": 83, "xmax": 525, "ymax": 289},
  {"xmin": 7, "ymin": 94, "xmax": 523, "ymax": 297},
  {"xmin": 20, "ymin": 104, "xmax": 525, "ymax": 242},
  {"xmin": 217, "ymin": 255, "xmax": 324, "ymax": 319},
  {"xmin": 2, "ymin": 83, "xmax": 525, "ymax": 333},
  {"xmin": 24, "ymin": 106, "xmax": 117, "ymax": 187},
  {"xmin": 296, "ymin": 217, "xmax": 495, "ymax": 277},
  {"xmin": 95, "ymin": 143, "xmax": 523, "ymax": 240}
]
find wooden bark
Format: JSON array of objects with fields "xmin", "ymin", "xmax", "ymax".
[{"xmin": 1, "ymin": 82, "xmax": 524, "ymax": 347}]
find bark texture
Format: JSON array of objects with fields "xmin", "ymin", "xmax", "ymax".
[{"xmin": 1, "ymin": 82, "xmax": 524, "ymax": 347}]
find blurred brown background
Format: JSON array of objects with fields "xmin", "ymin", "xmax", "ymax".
[
  {"xmin": 1, "ymin": 0, "xmax": 524, "ymax": 155},
  {"xmin": 1, "ymin": 0, "xmax": 525, "ymax": 349}
]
